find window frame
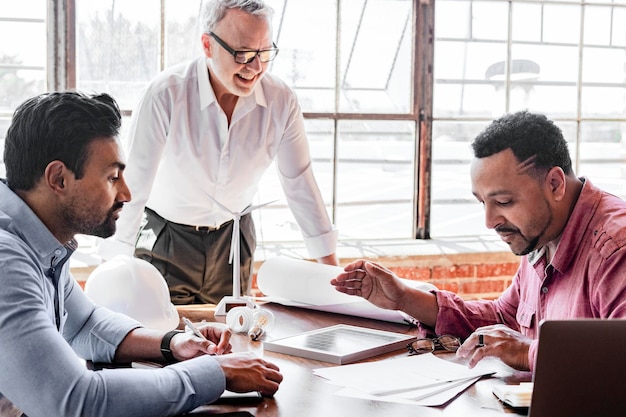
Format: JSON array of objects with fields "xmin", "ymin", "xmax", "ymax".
[
  {"xmin": 42, "ymin": 0, "xmax": 626, "ymax": 246},
  {"xmin": 49, "ymin": 0, "xmax": 437, "ymax": 241}
]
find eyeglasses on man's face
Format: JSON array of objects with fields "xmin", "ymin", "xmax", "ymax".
[
  {"xmin": 406, "ymin": 335, "xmax": 461, "ymax": 355},
  {"xmin": 208, "ymin": 31, "xmax": 279, "ymax": 64}
]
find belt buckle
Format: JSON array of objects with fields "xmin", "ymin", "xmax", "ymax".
[{"xmin": 194, "ymin": 224, "xmax": 218, "ymax": 232}]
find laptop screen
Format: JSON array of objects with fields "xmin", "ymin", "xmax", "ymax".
[{"xmin": 529, "ymin": 319, "xmax": 626, "ymax": 417}]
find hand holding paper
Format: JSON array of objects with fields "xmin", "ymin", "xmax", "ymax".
[{"xmin": 256, "ymin": 257, "xmax": 437, "ymax": 324}]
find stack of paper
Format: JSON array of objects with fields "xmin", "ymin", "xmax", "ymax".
[
  {"xmin": 313, "ymin": 353, "xmax": 496, "ymax": 407},
  {"xmin": 492, "ymin": 382, "xmax": 533, "ymax": 408}
]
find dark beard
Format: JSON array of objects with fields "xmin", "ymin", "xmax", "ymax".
[
  {"xmin": 62, "ymin": 201, "xmax": 123, "ymax": 238},
  {"xmin": 517, "ymin": 235, "xmax": 540, "ymax": 256},
  {"xmin": 89, "ymin": 213, "xmax": 118, "ymax": 238}
]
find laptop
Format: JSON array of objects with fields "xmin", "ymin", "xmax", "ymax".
[{"xmin": 529, "ymin": 319, "xmax": 626, "ymax": 417}]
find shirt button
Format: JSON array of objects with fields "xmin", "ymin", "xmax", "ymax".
[
  {"xmin": 541, "ymin": 286, "xmax": 549, "ymax": 294},
  {"xmin": 54, "ymin": 249, "xmax": 62, "ymax": 256}
]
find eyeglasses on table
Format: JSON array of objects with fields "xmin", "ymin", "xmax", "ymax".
[{"xmin": 406, "ymin": 335, "xmax": 461, "ymax": 355}]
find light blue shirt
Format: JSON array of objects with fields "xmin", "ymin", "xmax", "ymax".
[{"xmin": 0, "ymin": 181, "xmax": 225, "ymax": 417}]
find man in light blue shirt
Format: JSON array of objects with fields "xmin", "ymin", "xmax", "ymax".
[{"xmin": 0, "ymin": 91, "xmax": 282, "ymax": 417}]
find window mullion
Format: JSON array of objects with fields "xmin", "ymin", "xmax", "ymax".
[{"xmin": 47, "ymin": 0, "xmax": 75, "ymax": 91}]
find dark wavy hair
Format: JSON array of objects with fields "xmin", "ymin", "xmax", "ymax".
[
  {"xmin": 471, "ymin": 110, "xmax": 573, "ymax": 176},
  {"xmin": 4, "ymin": 91, "xmax": 121, "ymax": 191}
]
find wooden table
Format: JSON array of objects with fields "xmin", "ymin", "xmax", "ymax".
[{"xmin": 175, "ymin": 303, "xmax": 532, "ymax": 416}]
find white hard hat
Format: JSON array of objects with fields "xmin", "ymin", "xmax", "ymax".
[{"xmin": 84, "ymin": 255, "xmax": 179, "ymax": 331}]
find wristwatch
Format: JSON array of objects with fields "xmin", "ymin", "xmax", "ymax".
[{"xmin": 160, "ymin": 330, "xmax": 183, "ymax": 362}]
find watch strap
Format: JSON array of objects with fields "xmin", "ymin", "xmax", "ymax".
[{"xmin": 160, "ymin": 330, "xmax": 183, "ymax": 362}]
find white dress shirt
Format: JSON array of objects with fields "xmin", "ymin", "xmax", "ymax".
[{"xmin": 100, "ymin": 57, "xmax": 336, "ymax": 259}]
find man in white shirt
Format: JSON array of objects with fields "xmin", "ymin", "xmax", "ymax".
[{"xmin": 99, "ymin": 0, "xmax": 338, "ymax": 304}]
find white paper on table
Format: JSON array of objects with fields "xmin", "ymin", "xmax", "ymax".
[
  {"xmin": 255, "ymin": 256, "xmax": 437, "ymax": 324},
  {"xmin": 335, "ymin": 376, "xmax": 481, "ymax": 407},
  {"xmin": 313, "ymin": 353, "xmax": 495, "ymax": 395}
]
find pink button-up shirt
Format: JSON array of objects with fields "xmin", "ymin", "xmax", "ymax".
[{"xmin": 434, "ymin": 178, "xmax": 626, "ymax": 371}]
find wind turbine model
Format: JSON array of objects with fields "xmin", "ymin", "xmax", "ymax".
[{"xmin": 206, "ymin": 194, "xmax": 276, "ymax": 316}]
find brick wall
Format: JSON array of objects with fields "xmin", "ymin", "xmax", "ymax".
[
  {"xmin": 75, "ymin": 251, "xmax": 520, "ymax": 301},
  {"xmin": 251, "ymin": 251, "xmax": 520, "ymax": 301}
]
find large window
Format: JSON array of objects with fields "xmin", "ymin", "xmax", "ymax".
[
  {"xmin": 3, "ymin": 0, "xmax": 626, "ymax": 257},
  {"xmin": 432, "ymin": 0, "xmax": 626, "ymax": 237},
  {"xmin": 67, "ymin": 0, "xmax": 424, "ymax": 247}
]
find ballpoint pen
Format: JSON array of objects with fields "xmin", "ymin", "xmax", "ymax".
[{"xmin": 182, "ymin": 316, "xmax": 209, "ymax": 341}]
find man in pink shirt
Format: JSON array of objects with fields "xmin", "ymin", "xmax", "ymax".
[{"xmin": 331, "ymin": 110, "xmax": 626, "ymax": 372}]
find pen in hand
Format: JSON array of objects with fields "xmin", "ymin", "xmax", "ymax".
[
  {"xmin": 182, "ymin": 316, "xmax": 226, "ymax": 355},
  {"xmin": 182, "ymin": 316, "xmax": 209, "ymax": 341}
]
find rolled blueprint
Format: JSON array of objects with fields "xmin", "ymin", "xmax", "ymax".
[{"xmin": 256, "ymin": 256, "xmax": 436, "ymax": 325}]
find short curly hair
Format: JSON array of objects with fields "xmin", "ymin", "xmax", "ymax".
[{"xmin": 471, "ymin": 110, "xmax": 573, "ymax": 176}]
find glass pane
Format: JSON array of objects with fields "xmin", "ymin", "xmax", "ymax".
[
  {"xmin": 512, "ymin": 3, "xmax": 542, "ymax": 42},
  {"xmin": 582, "ymin": 47, "xmax": 626, "ymax": 84},
  {"xmin": 0, "ymin": 11, "xmax": 46, "ymax": 114},
  {"xmin": 431, "ymin": 202, "xmax": 485, "ymax": 237},
  {"xmin": 436, "ymin": 41, "xmax": 508, "ymax": 80},
  {"xmin": 579, "ymin": 122, "xmax": 626, "ymax": 200},
  {"xmin": 336, "ymin": 120, "xmax": 415, "ymax": 239},
  {"xmin": 339, "ymin": 0, "xmax": 413, "ymax": 113},
  {"xmin": 0, "ymin": 21, "xmax": 46, "ymax": 67},
  {"xmin": 543, "ymin": 4, "xmax": 580, "ymax": 44},
  {"xmin": 164, "ymin": 0, "xmax": 204, "ymax": 68},
  {"xmin": 306, "ymin": 119, "xmax": 335, "ymax": 203},
  {"xmin": 270, "ymin": 0, "xmax": 413, "ymax": 114},
  {"xmin": 434, "ymin": 83, "xmax": 505, "ymax": 119},
  {"xmin": 512, "ymin": 44, "xmax": 578, "ymax": 83},
  {"xmin": 76, "ymin": 0, "xmax": 161, "ymax": 110},
  {"xmin": 270, "ymin": 0, "xmax": 337, "ymax": 113},
  {"xmin": 472, "ymin": 1, "xmax": 508, "ymax": 41},
  {"xmin": 612, "ymin": 7, "xmax": 626, "ymax": 46},
  {"xmin": 337, "ymin": 201, "xmax": 413, "ymax": 240},
  {"xmin": 558, "ymin": 121, "xmax": 578, "ymax": 173},
  {"xmin": 435, "ymin": 0, "xmax": 470, "ymax": 39},
  {"xmin": 584, "ymin": 6, "xmax": 613, "ymax": 45},
  {"xmin": 507, "ymin": 43, "xmax": 579, "ymax": 116},
  {"xmin": 430, "ymin": 120, "xmax": 487, "ymax": 238},
  {"xmin": 513, "ymin": 85, "xmax": 578, "ymax": 118},
  {"xmin": 582, "ymin": 5, "xmax": 626, "ymax": 46},
  {"xmin": 462, "ymin": 84, "xmax": 506, "ymax": 118},
  {"xmin": 0, "ymin": 4, "xmax": 47, "ymax": 172},
  {"xmin": 581, "ymin": 86, "xmax": 626, "ymax": 118},
  {"xmin": 433, "ymin": 41, "xmax": 507, "ymax": 117},
  {"xmin": 253, "ymin": 119, "xmax": 335, "ymax": 243},
  {"xmin": 0, "ymin": 0, "xmax": 45, "ymax": 19},
  {"xmin": 0, "ymin": 68, "xmax": 46, "ymax": 115}
]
